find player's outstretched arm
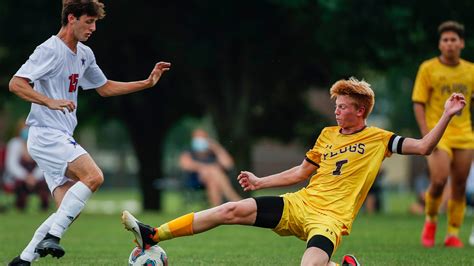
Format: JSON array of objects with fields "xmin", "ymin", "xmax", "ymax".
[
  {"xmin": 402, "ymin": 93, "xmax": 466, "ymax": 155},
  {"xmin": 237, "ymin": 159, "xmax": 317, "ymax": 191},
  {"xmin": 96, "ymin": 61, "xmax": 171, "ymax": 97},
  {"xmin": 9, "ymin": 76, "xmax": 76, "ymax": 113}
]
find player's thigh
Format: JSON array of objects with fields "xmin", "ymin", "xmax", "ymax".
[
  {"xmin": 253, "ymin": 196, "xmax": 284, "ymax": 228},
  {"xmin": 305, "ymin": 216, "xmax": 343, "ymax": 257},
  {"xmin": 451, "ymin": 149, "xmax": 473, "ymax": 186},
  {"xmin": 272, "ymin": 194, "xmax": 306, "ymax": 239},
  {"xmin": 427, "ymin": 149, "xmax": 451, "ymax": 181},
  {"xmin": 65, "ymin": 153, "xmax": 103, "ymax": 182},
  {"xmin": 52, "ymin": 180, "xmax": 76, "ymax": 206}
]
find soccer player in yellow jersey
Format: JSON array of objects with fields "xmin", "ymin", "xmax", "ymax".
[
  {"xmin": 122, "ymin": 78, "xmax": 466, "ymax": 266},
  {"xmin": 412, "ymin": 21, "xmax": 474, "ymax": 248}
]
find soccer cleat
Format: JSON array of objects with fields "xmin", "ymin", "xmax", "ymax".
[
  {"xmin": 421, "ymin": 221, "xmax": 437, "ymax": 247},
  {"xmin": 8, "ymin": 256, "xmax": 31, "ymax": 266},
  {"xmin": 34, "ymin": 234, "xmax": 65, "ymax": 258},
  {"xmin": 444, "ymin": 235, "xmax": 463, "ymax": 248},
  {"xmin": 341, "ymin": 254, "xmax": 360, "ymax": 266},
  {"xmin": 122, "ymin": 210, "xmax": 158, "ymax": 249}
]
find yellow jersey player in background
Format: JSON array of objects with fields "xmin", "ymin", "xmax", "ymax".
[
  {"xmin": 412, "ymin": 20, "xmax": 474, "ymax": 248},
  {"xmin": 122, "ymin": 78, "xmax": 466, "ymax": 266}
]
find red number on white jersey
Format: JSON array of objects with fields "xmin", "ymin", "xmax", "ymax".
[{"xmin": 68, "ymin": 74, "xmax": 79, "ymax": 92}]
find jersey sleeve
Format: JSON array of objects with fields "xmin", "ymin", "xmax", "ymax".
[
  {"xmin": 381, "ymin": 129, "xmax": 406, "ymax": 157},
  {"xmin": 14, "ymin": 46, "xmax": 60, "ymax": 82},
  {"xmin": 80, "ymin": 49, "xmax": 107, "ymax": 90},
  {"xmin": 412, "ymin": 62, "xmax": 431, "ymax": 103},
  {"xmin": 305, "ymin": 129, "xmax": 324, "ymax": 167}
]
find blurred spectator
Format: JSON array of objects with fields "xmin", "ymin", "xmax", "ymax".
[
  {"xmin": 179, "ymin": 128, "xmax": 241, "ymax": 207},
  {"xmin": 364, "ymin": 169, "xmax": 385, "ymax": 214},
  {"xmin": 0, "ymin": 141, "xmax": 8, "ymax": 212},
  {"xmin": 410, "ymin": 170, "xmax": 429, "ymax": 215},
  {"xmin": 3, "ymin": 120, "xmax": 50, "ymax": 211}
]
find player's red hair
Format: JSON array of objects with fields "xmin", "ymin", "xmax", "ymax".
[{"xmin": 330, "ymin": 77, "xmax": 375, "ymax": 119}]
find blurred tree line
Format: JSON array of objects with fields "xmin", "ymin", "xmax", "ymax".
[{"xmin": 1, "ymin": 0, "xmax": 473, "ymax": 210}]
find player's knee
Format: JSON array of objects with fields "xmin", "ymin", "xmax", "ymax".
[
  {"xmin": 84, "ymin": 173, "xmax": 104, "ymax": 191},
  {"xmin": 430, "ymin": 178, "xmax": 447, "ymax": 191},
  {"xmin": 451, "ymin": 181, "xmax": 466, "ymax": 196},
  {"xmin": 217, "ymin": 202, "xmax": 240, "ymax": 222}
]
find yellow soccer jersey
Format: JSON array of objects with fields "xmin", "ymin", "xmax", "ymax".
[
  {"xmin": 412, "ymin": 58, "xmax": 474, "ymax": 141},
  {"xmin": 303, "ymin": 126, "xmax": 401, "ymax": 234}
]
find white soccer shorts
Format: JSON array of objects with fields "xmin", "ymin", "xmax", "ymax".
[{"xmin": 27, "ymin": 126, "xmax": 88, "ymax": 193}]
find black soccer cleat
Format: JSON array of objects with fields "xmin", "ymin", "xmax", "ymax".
[
  {"xmin": 342, "ymin": 254, "xmax": 361, "ymax": 266},
  {"xmin": 8, "ymin": 256, "xmax": 31, "ymax": 266},
  {"xmin": 34, "ymin": 233, "xmax": 65, "ymax": 258},
  {"xmin": 122, "ymin": 210, "xmax": 158, "ymax": 249}
]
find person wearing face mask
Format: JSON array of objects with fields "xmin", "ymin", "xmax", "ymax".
[
  {"xmin": 179, "ymin": 128, "xmax": 242, "ymax": 207},
  {"xmin": 3, "ymin": 120, "xmax": 50, "ymax": 212}
]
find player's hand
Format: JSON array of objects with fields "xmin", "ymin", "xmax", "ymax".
[
  {"xmin": 237, "ymin": 171, "xmax": 259, "ymax": 191},
  {"xmin": 46, "ymin": 98, "xmax": 76, "ymax": 114},
  {"xmin": 145, "ymin": 62, "xmax": 171, "ymax": 88},
  {"xmin": 444, "ymin": 93, "xmax": 466, "ymax": 117}
]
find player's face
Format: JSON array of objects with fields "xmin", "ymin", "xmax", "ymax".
[
  {"xmin": 439, "ymin": 31, "xmax": 464, "ymax": 60},
  {"xmin": 334, "ymin": 95, "xmax": 364, "ymax": 130},
  {"xmin": 72, "ymin": 15, "xmax": 98, "ymax": 42}
]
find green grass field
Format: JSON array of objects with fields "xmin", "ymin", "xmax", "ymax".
[{"xmin": 1, "ymin": 190, "xmax": 473, "ymax": 265}]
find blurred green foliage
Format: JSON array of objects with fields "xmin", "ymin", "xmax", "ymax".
[{"xmin": 1, "ymin": 0, "xmax": 473, "ymax": 209}]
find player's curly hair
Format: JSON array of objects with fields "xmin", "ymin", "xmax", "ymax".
[
  {"xmin": 438, "ymin": 21, "xmax": 464, "ymax": 39},
  {"xmin": 61, "ymin": 0, "xmax": 105, "ymax": 26},
  {"xmin": 329, "ymin": 77, "xmax": 375, "ymax": 119}
]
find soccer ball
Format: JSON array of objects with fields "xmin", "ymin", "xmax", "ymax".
[{"xmin": 128, "ymin": 245, "xmax": 168, "ymax": 266}]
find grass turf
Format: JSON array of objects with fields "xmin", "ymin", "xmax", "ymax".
[{"xmin": 1, "ymin": 190, "xmax": 473, "ymax": 265}]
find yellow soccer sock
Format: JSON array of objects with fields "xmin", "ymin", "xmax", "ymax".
[
  {"xmin": 154, "ymin": 212, "xmax": 195, "ymax": 242},
  {"xmin": 447, "ymin": 199, "xmax": 466, "ymax": 236},
  {"xmin": 425, "ymin": 192, "xmax": 442, "ymax": 222}
]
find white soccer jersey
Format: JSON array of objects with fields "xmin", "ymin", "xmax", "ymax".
[{"xmin": 15, "ymin": 35, "xmax": 107, "ymax": 135}]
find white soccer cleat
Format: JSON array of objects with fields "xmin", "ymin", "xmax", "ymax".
[{"xmin": 122, "ymin": 210, "xmax": 158, "ymax": 249}]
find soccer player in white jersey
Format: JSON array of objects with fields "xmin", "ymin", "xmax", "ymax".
[{"xmin": 7, "ymin": 1, "xmax": 170, "ymax": 265}]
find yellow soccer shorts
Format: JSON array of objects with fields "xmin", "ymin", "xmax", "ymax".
[
  {"xmin": 273, "ymin": 192, "xmax": 345, "ymax": 255},
  {"xmin": 436, "ymin": 133, "xmax": 474, "ymax": 159}
]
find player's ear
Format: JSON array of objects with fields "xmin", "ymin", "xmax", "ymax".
[
  {"xmin": 67, "ymin": 13, "xmax": 77, "ymax": 24},
  {"xmin": 357, "ymin": 106, "xmax": 366, "ymax": 117}
]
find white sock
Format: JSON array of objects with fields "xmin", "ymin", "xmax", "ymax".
[
  {"xmin": 49, "ymin": 181, "xmax": 93, "ymax": 238},
  {"xmin": 20, "ymin": 213, "xmax": 56, "ymax": 262}
]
